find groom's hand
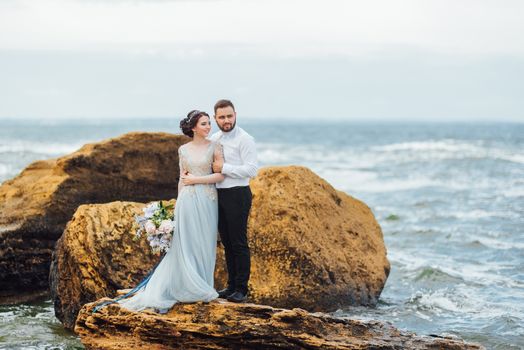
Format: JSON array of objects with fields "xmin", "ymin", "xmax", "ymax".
[{"xmin": 213, "ymin": 159, "xmax": 223, "ymax": 173}]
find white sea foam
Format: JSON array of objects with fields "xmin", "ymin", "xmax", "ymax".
[
  {"xmin": 313, "ymin": 168, "xmax": 377, "ymax": 192},
  {"xmin": 406, "ymin": 283, "xmax": 524, "ymax": 328},
  {"xmin": 412, "ymin": 285, "xmax": 507, "ymax": 319},
  {"xmin": 259, "ymin": 139, "xmax": 523, "ymax": 198},
  {"xmin": 34, "ymin": 311, "xmax": 53, "ymax": 320},
  {"xmin": 436, "ymin": 262, "xmax": 524, "ymax": 289},
  {"xmin": 500, "ymin": 187, "xmax": 524, "ymax": 198},
  {"xmin": 415, "ymin": 290, "xmax": 462, "ymax": 313},
  {"xmin": 451, "ymin": 209, "xmax": 519, "ymax": 220},
  {"xmin": 258, "ymin": 142, "xmax": 382, "ymax": 169},
  {"xmin": 308, "ymin": 165, "xmax": 438, "ymax": 193},
  {"xmin": 372, "ymin": 139, "xmax": 524, "ymax": 165},
  {"xmin": 374, "ymin": 139, "xmax": 483, "ymax": 153},
  {"xmin": 351, "ymin": 177, "xmax": 438, "ymax": 193},
  {"xmin": 388, "ymin": 247, "xmax": 524, "ymax": 291},
  {"xmin": 0, "ymin": 311, "xmax": 16, "ymax": 323},
  {"xmin": 474, "ymin": 237, "xmax": 524, "ymax": 250},
  {"xmin": 414, "ymin": 311, "xmax": 432, "ymax": 321},
  {"xmin": 495, "ymin": 153, "xmax": 524, "ymax": 165},
  {"xmin": 0, "ymin": 163, "xmax": 11, "ymax": 177},
  {"xmin": 386, "ymin": 250, "xmax": 434, "ymax": 271},
  {"xmin": 0, "ymin": 140, "xmax": 83, "ymax": 155},
  {"xmin": 257, "ymin": 148, "xmax": 294, "ymax": 164}
]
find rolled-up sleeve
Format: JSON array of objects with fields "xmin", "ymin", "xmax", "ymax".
[{"xmin": 222, "ymin": 136, "xmax": 258, "ymax": 179}]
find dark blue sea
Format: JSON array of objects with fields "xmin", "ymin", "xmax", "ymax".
[{"xmin": 0, "ymin": 119, "xmax": 523, "ymax": 349}]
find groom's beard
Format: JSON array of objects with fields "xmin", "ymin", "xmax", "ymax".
[{"xmin": 218, "ymin": 120, "xmax": 236, "ymax": 132}]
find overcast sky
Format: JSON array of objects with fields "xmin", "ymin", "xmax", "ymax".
[{"xmin": 0, "ymin": 0, "xmax": 523, "ymax": 121}]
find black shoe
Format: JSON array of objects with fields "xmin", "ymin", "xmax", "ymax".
[
  {"xmin": 227, "ymin": 291, "xmax": 247, "ymax": 303},
  {"xmin": 217, "ymin": 288, "xmax": 235, "ymax": 299}
]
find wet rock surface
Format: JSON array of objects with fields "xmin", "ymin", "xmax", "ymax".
[{"xmin": 75, "ymin": 299, "xmax": 484, "ymax": 349}]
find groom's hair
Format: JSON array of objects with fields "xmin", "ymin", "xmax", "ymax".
[{"xmin": 214, "ymin": 99, "xmax": 235, "ymax": 114}]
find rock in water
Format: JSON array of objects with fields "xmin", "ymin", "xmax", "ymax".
[
  {"xmin": 51, "ymin": 166, "xmax": 389, "ymax": 329},
  {"xmin": 0, "ymin": 132, "xmax": 188, "ymax": 303},
  {"xmin": 214, "ymin": 166, "xmax": 390, "ymax": 311},
  {"xmin": 75, "ymin": 299, "xmax": 484, "ymax": 350},
  {"xmin": 49, "ymin": 201, "xmax": 169, "ymax": 329}
]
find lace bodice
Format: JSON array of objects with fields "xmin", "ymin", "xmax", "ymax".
[
  {"xmin": 178, "ymin": 142, "xmax": 217, "ymax": 176},
  {"xmin": 178, "ymin": 142, "xmax": 222, "ymax": 200}
]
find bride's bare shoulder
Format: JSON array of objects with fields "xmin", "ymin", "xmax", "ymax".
[{"xmin": 179, "ymin": 142, "xmax": 192, "ymax": 150}]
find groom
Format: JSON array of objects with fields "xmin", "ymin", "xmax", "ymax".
[{"xmin": 210, "ymin": 99, "xmax": 258, "ymax": 303}]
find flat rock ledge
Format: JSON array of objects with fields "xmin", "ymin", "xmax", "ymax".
[{"xmin": 75, "ymin": 299, "xmax": 483, "ymax": 350}]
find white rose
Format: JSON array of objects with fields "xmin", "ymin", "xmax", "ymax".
[
  {"xmin": 158, "ymin": 220, "xmax": 174, "ymax": 234},
  {"xmin": 145, "ymin": 220, "xmax": 156, "ymax": 235}
]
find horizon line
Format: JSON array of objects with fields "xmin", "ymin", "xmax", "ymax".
[{"xmin": 0, "ymin": 116, "xmax": 523, "ymax": 124}]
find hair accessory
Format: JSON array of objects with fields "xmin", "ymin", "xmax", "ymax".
[{"xmin": 187, "ymin": 110, "xmax": 201, "ymax": 123}]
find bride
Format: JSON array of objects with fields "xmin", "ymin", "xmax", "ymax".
[{"xmin": 114, "ymin": 110, "xmax": 225, "ymax": 312}]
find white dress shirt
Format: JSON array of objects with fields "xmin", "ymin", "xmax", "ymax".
[{"xmin": 209, "ymin": 126, "xmax": 258, "ymax": 189}]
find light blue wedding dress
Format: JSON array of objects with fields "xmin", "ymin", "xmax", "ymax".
[{"xmin": 117, "ymin": 142, "xmax": 220, "ymax": 312}]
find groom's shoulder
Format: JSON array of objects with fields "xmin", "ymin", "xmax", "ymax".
[{"xmin": 238, "ymin": 127, "xmax": 255, "ymax": 143}]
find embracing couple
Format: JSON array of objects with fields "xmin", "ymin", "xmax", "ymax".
[{"xmin": 118, "ymin": 99, "xmax": 258, "ymax": 312}]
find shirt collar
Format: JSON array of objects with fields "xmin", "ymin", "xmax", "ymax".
[{"xmin": 222, "ymin": 126, "xmax": 239, "ymax": 139}]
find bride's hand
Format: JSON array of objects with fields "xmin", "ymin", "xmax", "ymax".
[{"xmin": 181, "ymin": 172, "xmax": 198, "ymax": 185}]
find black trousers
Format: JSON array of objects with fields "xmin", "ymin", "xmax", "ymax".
[{"xmin": 217, "ymin": 186, "xmax": 252, "ymax": 295}]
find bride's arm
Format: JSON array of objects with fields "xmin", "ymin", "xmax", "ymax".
[
  {"xmin": 186, "ymin": 173, "xmax": 225, "ymax": 185},
  {"xmin": 178, "ymin": 147, "xmax": 186, "ymax": 193}
]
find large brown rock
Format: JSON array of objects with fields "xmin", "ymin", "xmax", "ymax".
[
  {"xmin": 0, "ymin": 132, "xmax": 188, "ymax": 302},
  {"xmin": 75, "ymin": 299, "xmax": 484, "ymax": 350},
  {"xmin": 49, "ymin": 200, "xmax": 170, "ymax": 329},
  {"xmin": 218, "ymin": 166, "xmax": 390, "ymax": 311},
  {"xmin": 51, "ymin": 166, "xmax": 389, "ymax": 330}
]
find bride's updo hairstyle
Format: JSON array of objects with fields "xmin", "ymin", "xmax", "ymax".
[{"xmin": 180, "ymin": 110, "xmax": 210, "ymax": 138}]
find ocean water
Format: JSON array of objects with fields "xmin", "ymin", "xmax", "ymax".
[{"xmin": 0, "ymin": 119, "xmax": 522, "ymax": 349}]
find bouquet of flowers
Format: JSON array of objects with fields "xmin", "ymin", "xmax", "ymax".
[{"xmin": 134, "ymin": 201, "xmax": 175, "ymax": 253}]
